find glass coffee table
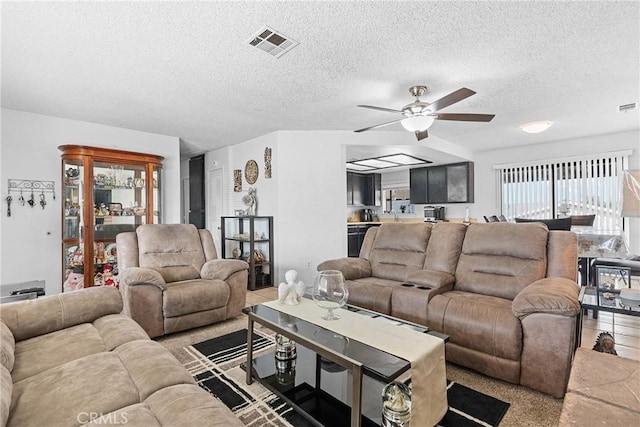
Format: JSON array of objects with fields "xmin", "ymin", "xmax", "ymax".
[
  {"xmin": 242, "ymin": 303, "xmax": 447, "ymax": 427},
  {"xmin": 578, "ymin": 286, "xmax": 640, "ymax": 346}
]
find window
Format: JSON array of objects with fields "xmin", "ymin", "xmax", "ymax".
[
  {"xmin": 383, "ymin": 188, "xmax": 414, "ymax": 213},
  {"xmin": 495, "ymin": 151, "xmax": 630, "ymax": 230}
]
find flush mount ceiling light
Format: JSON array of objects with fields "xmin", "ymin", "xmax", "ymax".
[
  {"xmin": 520, "ymin": 121, "xmax": 553, "ymax": 134},
  {"xmin": 247, "ymin": 26, "xmax": 299, "ymax": 58},
  {"xmin": 347, "ymin": 153, "xmax": 432, "ymax": 171}
]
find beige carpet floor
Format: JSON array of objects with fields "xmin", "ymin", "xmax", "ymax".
[{"xmin": 156, "ymin": 313, "xmax": 563, "ymax": 427}]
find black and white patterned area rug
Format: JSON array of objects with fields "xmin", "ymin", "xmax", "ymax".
[{"xmin": 182, "ymin": 329, "xmax": 509, "ymax": 427}]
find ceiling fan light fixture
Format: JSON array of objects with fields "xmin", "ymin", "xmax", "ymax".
[
  {"xmin": 401, "ymin": 115, "xmax": 435, "ymax": 132},
  {"xmin": 520, "ymin": 121, "xmax": 553, "ymax": 134}
]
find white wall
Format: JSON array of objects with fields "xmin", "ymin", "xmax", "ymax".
[
  {"xmin": 0, "ymin": 109, "xmax": 181, "ymax": 295},
  {"xmin": 473, "ymin": 130, "xmax": 640, "ymax": 253}
]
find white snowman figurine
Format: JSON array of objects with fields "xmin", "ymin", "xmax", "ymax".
[{"xmin": 278, "ymin": 270, "xmax": 305, "ymax": 305}]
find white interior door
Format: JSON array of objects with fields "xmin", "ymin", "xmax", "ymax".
[{"xmin": 207, "ymin": 168, "xmax": 224, "ymax": 251}]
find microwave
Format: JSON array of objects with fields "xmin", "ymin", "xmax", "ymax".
[{"xmin": 424, "ymin": 206, "xmax": 445, "ymax": 222}]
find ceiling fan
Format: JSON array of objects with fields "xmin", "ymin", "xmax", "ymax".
[{"xmin": 354, "ymin": 85, "xmax": 495, "ymax": 141}]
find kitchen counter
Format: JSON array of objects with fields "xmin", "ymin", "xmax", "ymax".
[{"xmin": 347, "ymin": 218, "xmax": 476, "ymax": 225}]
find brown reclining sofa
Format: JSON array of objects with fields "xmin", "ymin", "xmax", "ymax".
[{"xmin": 318, "ymin": 222, "xmax": 580, "ymax": 398}]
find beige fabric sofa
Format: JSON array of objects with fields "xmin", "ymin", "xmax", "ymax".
[
  {"xmin": 318, "ymin": 222, "xmax": 581, "ymax": 398},
  {"xmin": 0, "ymin": 286, "xmax": 242, "ymax": 427},
  {"xmin": 117, "ymin": 224, "xmax": 249, "ymax": 338}
]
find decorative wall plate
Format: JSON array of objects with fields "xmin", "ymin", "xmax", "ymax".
[{"xmin": 245, "ymin": 160, "xmax": 258, "ymax": 184}]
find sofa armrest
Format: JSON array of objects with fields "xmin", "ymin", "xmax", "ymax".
[
  {"xmin": 405, "ymin": 270, "xmax": 455, "ymax": 290},
  {"xmin": 200, "ymin": 259, "xmax": 249, "ymax": 281},
  {"xmin": 512, "ymin": 277, "xmax": 580, "ymax": 318},
  {"xmin": 317, "ymin": 258, "xmax": 372, "ymax": 280},
  {"xmin": 0, "ymin": 287, "xmax": 123, "ymax": 342},
  {"xmin": 120, "ymin": 267, "xmax": 167, "ymax": 289}
]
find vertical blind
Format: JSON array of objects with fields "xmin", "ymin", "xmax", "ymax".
[{"xmin": 495, "ymin": 151, "xmax": 630, "ymax": 230}]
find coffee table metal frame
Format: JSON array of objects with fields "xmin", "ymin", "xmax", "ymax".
[
  {"xmin": 578, "ymin": 286, "xmax": 640, "ymax": 346},
  {"xmin": 244, "ymin": 303, "xmax": 444, "ymax": 427}
]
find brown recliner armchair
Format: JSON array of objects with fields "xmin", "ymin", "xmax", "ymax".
[{"xmin": 116, "ymin": 224, "xmax": 249, "ymax": 338}]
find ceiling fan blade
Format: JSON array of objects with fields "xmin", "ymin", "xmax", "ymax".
[
  {"xmin": 354, "ymin": 118, "xmax": 404, "ymax": 133},
  {"xmin": 428, "ymin": 88, "xmax": 476, "ymax": 112},
  {"xmin": 415, "ymin": 130, "xmax": 429, "ymax": 141},
  {"xmin": 435, "ymin": 113, "xmax": 495, "ymax": 122},
  {"xmin": 357, "ymin": 105, "xmax": 404, "ymax": 114}
]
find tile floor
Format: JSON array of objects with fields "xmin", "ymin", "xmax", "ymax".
[{"xmin": 246, "ymin": 285, "xmax": 640, "ymax": 362}]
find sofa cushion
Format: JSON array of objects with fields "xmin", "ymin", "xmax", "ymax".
[
  {"xmin": 427, "ymin": 291, "xmax": 523, "ymax": 361},
  {"xmin": 11, "ymin": 314, "xmax": 149, "ymax": 383},
  {"xmin": 1, "ymin": 366, "xmax": 11, "ymax": 427},
  {"xmin": 1, "ymin": 287, "xmax": 123, "ymax": 342},
  {"xmin": 369, "ymin": 223, "xmax": 432, "ymax": 281},
  {"xmin": 9, "ymin": 352, "xmax": 141, "ymax": 427},
  {"xmin": 424, "ymin": 223, "xmax": 467, "ymax": 274},
  {"xmin": 11, "ymin": 323, "xmax": 106, "ymax": 383},
  {"xmin": 113, "ymin": 340, "xmax": 195, "ymax": 401},
  {"xmin": 137, "ymin": 224, "xmax": 206, "ymax": 282},
  {"xmin": 163, "ymin": 279, "xmax": 230, "ymax": 318},
  {"xmin": 0, "ymin": 323, "xmax": 14, "ymax": 372},
  {"xmin": 145, "ymin": 384, "xmax": 244, "ymax": 427},
  {"xmin": 455, "ymin": 223, "xmax": 549, "ymax": 300},
  {"xmin": 346, "ymin": 277, "xmax": 398, "ymax": 314}
]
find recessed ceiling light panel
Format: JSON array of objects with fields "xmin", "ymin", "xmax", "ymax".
[
  {"xmin": 347, "ymin": 153, "xmax": 432, "ymax": 171},
  {"xmin": 520, "ymin": 121, "xmax": 553, "ymax": 134},
  {"xmin": 247, "ymin": 26, "xmax": 299, "ymax": 58},
  {"xmin": 346, "ymin": 163, "xmax": 376, "ymax": 171}
]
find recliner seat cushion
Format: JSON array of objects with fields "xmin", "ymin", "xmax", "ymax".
[
  {"xmin": 136, "ymin": 224, "xmax": 206, "ymax": 282},
  {"xmin": 162, "ymin": 279, "xmax": 229, "ymax": 318},
  {"xmin": 455, "ymin": 223, "xmax": 548, "ymax": 300},
  {"xmin": 369, "ymin": 223, "xmax": 432, "ymax": 281},
  {"xmin": 345, "ymin": 277, "xmax": 399, "ymax": 314},
  {"xmin": 428, "ymin": 291, "xmax": 522, "ymax": 361}
]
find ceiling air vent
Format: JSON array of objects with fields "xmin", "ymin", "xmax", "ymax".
[
  {"xmin": 247, "ymin": 26, "xmax": 298, "ymax": 58},
  {"xmin": 618, "ymin": 102, "xmax": 638, "ymax": 113}
]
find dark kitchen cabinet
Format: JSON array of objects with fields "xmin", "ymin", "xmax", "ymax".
[
  {"xmin": 347, "ymin": 172, "xmax": 381, "ymax": 206},
  {"xmin": 410, "ymin": 161, "xmax": 474, "ymax": 204},
  {"xmin": 347, "ymin": 224, "xmax": 378, "ymax": 257},
  {"xmin": 189, "ymin": 154, "xmax": 205, "ymax": 228}
]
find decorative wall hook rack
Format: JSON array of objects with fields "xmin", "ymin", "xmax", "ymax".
[
  {"xmin": 5, "ymin": 179, "xmax": 56, "ymax": 216},
  {"xmin": 8, "ymin": 179, "xmax": 56, "ymax": 198}
]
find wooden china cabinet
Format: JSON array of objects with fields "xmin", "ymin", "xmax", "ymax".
[{"xmin": 59, "ymin": 145, "xmax": 163, "ymax": 291}]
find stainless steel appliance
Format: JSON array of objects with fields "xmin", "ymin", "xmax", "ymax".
[
  {"xmin": 424, "ymin": 206, "xmax": 445, "ymax": 222},
  {"xmin": 361, "ymin": 208, "xmax": 373, "ymax": 222}
]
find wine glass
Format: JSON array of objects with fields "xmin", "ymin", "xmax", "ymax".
[{"xmin": 312, "ymin": 270, "xmax": 348, "ymax": 320}]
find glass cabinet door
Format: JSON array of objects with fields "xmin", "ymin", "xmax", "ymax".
[
  {"xmin": 152, "ymin": 166, "xmax": 162, "ymax": 224},
  {"xmin": 62, "ymin": 159, "xmax": 85, "ymax": 292}
]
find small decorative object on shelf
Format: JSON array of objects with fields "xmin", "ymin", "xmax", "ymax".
[
  {"xmin": 274, "ymin": 333, "xmax": 296, "ymax": 385},
  {"xmin": 382, "ymin": 381, "xmax": 412, "ymax": 427},
  {"xmin": 243, "ymin": 187, "xmax": 257, "ymax": 216},
  {"xmin": 278, "ymin": 270, "xmax": 305, "ymax": 305}
]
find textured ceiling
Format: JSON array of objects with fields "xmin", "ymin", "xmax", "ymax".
[{"xmin": 2, "ymin": 1, "xmax": 639, "ymax": 159}]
